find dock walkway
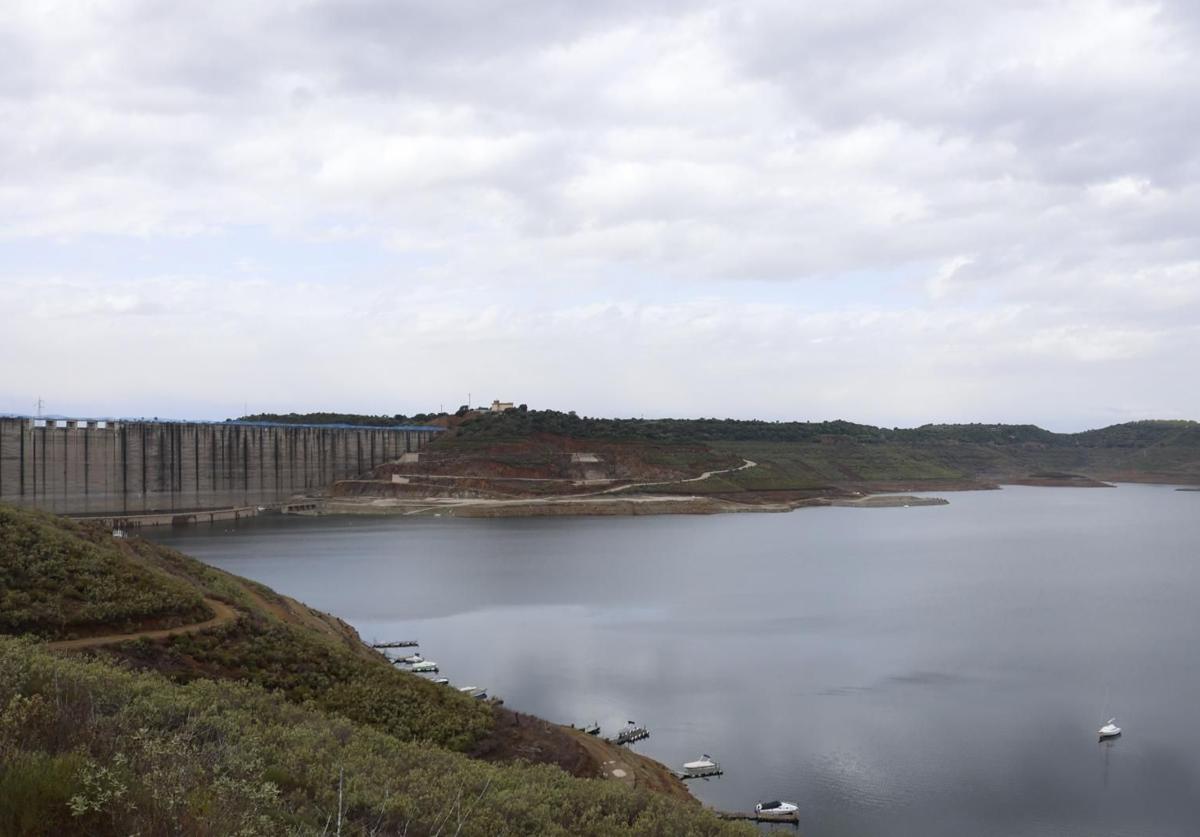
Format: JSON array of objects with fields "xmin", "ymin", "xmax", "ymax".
[{"xmin": 716, "ymin": 810, "xmax": 799, "ymax": 824}]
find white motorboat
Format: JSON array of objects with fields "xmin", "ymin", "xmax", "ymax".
[
  {"xmin": 755, "ymin": 800, "xmax": 799, "ymax": 816},
  {"xmin": 458, "ymin": 686, "xmax": 488, "ymax": 699},
  {"xmin": 400, "ymin": 653, "xmax": 424, "ymax": 664},
  {"xmin": 411, "ymin": 660, "xmax": 439, "ymax": 673},
  {"xmin": 682, "ymin": 755, "xmax": 722, "ymax": 778},
  {"xmin": 1098, "ymin": 718, "xmax": 1122, "ymax": 739},
  {"xmin": 432, "ymin": 677, "xmax": 450, "ymax": 685}
]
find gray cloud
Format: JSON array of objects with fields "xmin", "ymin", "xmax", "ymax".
[{"xmin": 0, "ymin": 1, "xmax": 1197, "ymax": 425}]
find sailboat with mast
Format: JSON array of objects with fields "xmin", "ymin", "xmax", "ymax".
[{"xmin": 1097, "ymin": 686, "xmax": 1122, "ymax": 739}]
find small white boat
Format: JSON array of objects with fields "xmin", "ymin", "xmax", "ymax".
[
  {"xmin": 756, "ymin": 800, "xmax": 799, "ymax": 816},
  {"xmin": 682, "ymin": 755, "xmax": 722, "ymax": 778},
  {"xmin": 432, "ymin": 677, "xmax": 450, "ymax": 685},
  {"xmin": 411, "ymin": 660, "xmax": 439, "ymax": 673},
  {"xmin": 400, "ymin": 653, "xmax": 424, "ymax": 664},
  {"xmin": 458, "ymin": 686, "xmax": 488, "ymax": 699},
  {"xmin": 1098, "ymin": 718, "xmax": 1122, "ymax": 739}
]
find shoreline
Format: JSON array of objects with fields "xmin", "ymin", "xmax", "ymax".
[
  {"xmin": 319, "ymin": 490, "xmax": 951, "ymax": 518},
  {"xmin": 312, "ymin": 476, "xmax": 1184, "ymax": 520}
]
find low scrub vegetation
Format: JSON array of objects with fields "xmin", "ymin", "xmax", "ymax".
[
  {"xmin": 0, "ymin": 507, "xmax": 209, "ymax": 640},
  {"xmin": 0, "ymin": 507, "xmax": 492, "ymax": 753},
  {"xmin": 0, "ymin": 638, "xmax": 750, "ymax": 836},
  {"xmin": 237, "ymin": 411, "xmax": 447, "ymax": 426},
  {"xmin": 446, "ymin": 412, "xmax": 1200, "ymax": 485},
  {"xmin": 154, "ymin": 614, "xmax": 493, "ymax": 751}
]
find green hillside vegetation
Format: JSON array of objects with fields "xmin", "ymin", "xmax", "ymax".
[
  {"xmin": 449, "ymin": 410, "xmax": 894, "ymax": 444},
  {"xmin": 0, "ymin": 508, "xmax": 211, "ymax": 639},
  {"xmin": 148, "ymin": 613, "xmax": 492, "ymax": 750},
  {"xmin": 451, "ymin": 410, "xmax": 1200, "ymax": 448},
  {"xmin": 0, "ymin": 505, "xmax": 750, "ymax": 836},
  {"xmin": 2, "ymin": 510, "xmax": 492, "ymax": 751},
  {"xmin": 237, "ymin": 411, "xmax": 446, "ymax": 427},
  {"xmin": 0, "ymin": 638, "xmax": 746, "ymax": 837},
  {"xmin": 445, "ymin": 412, "xmax": 1200, "ymax": 487}
]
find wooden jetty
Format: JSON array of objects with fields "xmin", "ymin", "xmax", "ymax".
[
  {"xmin": 716, "ymin": 810, "xmax": 799, "ymax": 825},
  {"xmin": 610, "ymin": 724, "xmax": 650, "ymax": 746},
  {"xmin": 372, "ymin": 641, "xmax": 418, "ymax": 648}
]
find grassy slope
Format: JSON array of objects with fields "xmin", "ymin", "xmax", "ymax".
[{"xmin": 0, "ymin": 506, "xmax": 750, "ymax": 836}]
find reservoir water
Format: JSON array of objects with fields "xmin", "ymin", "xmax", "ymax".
[{"xmin": 151, "ymin": 484, "xmax": 1200, "ymax": 836}]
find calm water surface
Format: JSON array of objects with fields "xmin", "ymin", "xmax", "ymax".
[{"xmin": 151, "ymin": 485, "xmax": 1200, "ymax": 836}]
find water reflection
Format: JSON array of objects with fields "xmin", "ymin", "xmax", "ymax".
[{"xmin": 152, "ymin": 485, "xmax": 1200, "ymax": 836}]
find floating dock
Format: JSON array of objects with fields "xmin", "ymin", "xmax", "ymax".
[
  {"xmin": 716, "ymin": 810, "xmax": 798, "ymax": 824},
  {"xmin": 610, "ymin": 725, "xmax": 650, "ymax": 745}
]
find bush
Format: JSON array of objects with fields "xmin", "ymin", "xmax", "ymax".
[{"xmin": 0, "ymin": 750, "xmax": 86, "ymax": 836}]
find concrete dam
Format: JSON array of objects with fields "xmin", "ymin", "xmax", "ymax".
[{"xmin": 0, "ymin": 416, "xmax": 439, "ymax": 518}]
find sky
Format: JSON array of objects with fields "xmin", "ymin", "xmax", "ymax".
[{"xmin": 1, "ymin": 1, "xmax": 1198, "ymax": 431}]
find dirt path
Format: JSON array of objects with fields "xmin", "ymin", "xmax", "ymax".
[
  {"xmin": 388, "ymin": 459, "xmax": 757, "ymax": 496},
  {"xmin": 592, "ymin": 458, "xmax": 757, "ymax": 495},
  {"xmin": 46, "ymin": 598, "xmax": 239, "ymax": 651}
]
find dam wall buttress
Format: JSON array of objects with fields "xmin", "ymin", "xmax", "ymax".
[{"xmin": 0, "ymin": 418, "xmax": 438, "ymax": 516}]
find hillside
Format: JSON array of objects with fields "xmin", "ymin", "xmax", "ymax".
[
  {"xmin": 0, "ymin": 509, "xmax": 211, "ymax": 639},
  {"xmin": 319, "ymin": 413, "xmax": 1199, "ymax": 517},
  {"xmin": 438, "ymin": 413, "xmax": 1200, "ymax": 492},
  {"xmin": 0, "ymin": 505, "xmax": 749, "ymax": 836}
]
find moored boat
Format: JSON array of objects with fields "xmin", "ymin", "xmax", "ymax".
[
  {"xmin": 1098, "ymin": 718, "xmax": 1122, "ymax": 739},
  {"xmin": 411, "ymin": 660, "xmax": 438, "ymax": 673},
  {"xmin": 755, "ymin": 800, "xmax": 799, "ymax": 816},
  {"xmin": 682, "ymin": 755, "xmax": 722, "ymax": 778}
]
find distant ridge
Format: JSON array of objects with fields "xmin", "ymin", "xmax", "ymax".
[
  {"xmin": 447, "ymin": 410, "xmax": 1200, "ymax": 446},
  {"xmin": 425, "ymin": 411, "xmax": 1200, "ymax": 491}
]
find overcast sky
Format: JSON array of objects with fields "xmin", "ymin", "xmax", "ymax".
[{"xmin": 2, "ymin": 1, "xmax": 1198, "ymax": 430}]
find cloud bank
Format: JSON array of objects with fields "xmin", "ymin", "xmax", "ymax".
[{"xmin": 1, "ymin": 1, "xmax": 1197, "ymax": 428}]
